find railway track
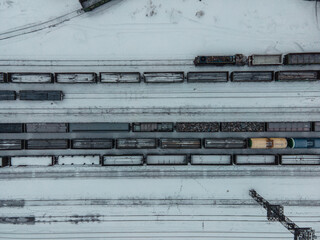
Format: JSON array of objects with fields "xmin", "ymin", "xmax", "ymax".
[
  {"xmin": 0, "ymin": 9, "xmax": 84, "ymax": 41},
  {"xmin": 0, "ymin": 166, "xmax": 320, "ymax": 179}
]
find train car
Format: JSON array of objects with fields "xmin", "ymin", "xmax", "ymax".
[
  {"xmin": 0, "ymin": 91, "xmax": 16, "ymax": 100},
  {"xmin": 221, "ymin": 122, "xmax": 265, "ymax": 132},
  {"xmin": 10, "ymin": 156, "xmax": 53, "ymax": 166},
  {"xmin": 231, "ymin": 71, "xmax": 274, "ymax": 82},
  {"xmin": 100, "ymin": 72, "xmax": 140, "ymax": 83},
  {"xmin": 103, "ymin": 155, "xmax": 144, "ymax": 166},
  {"xmin": 55, "ymin": 73, "xmax": 97, "ymax": 83},
  {"xmin": 281, "ymin": 155, "xmax": 320, "ymax": 165},
  {"xmin": 8, "ymin": 73, "xmax": 53, "ymax": 83},
  {"xmin": 160, "ymin": 139, "xmax": 201, "ymax": 149},
  {"xmin": 191, "ymin": 155, "xmax": 232, "ymax": 165},
  {"xmin": 71, "ymin": 139, "xmax": 113, "ymax": 149},
  {"xmin": 284, "ymin": 52, "xmax": 320, "ymax": 65},
  {"xmin": 194, "ymin": 54, "xmax": 246, "ymax": 66},
  {"xmin": 204, "ymin": 138, "xmax": 247, "ymax": 149},
  {"xmin": 0, "ymin": 73, "xmax": 7, "ymax": 83},
  {"xmin": 235, "ymin": 155, "xmax": 276, "ymax": 165},
  {"xmin": 146, "ymin": 155, "xmax": 187, "ymax": 165},
  {"xmin": 275, "ymin": 71, "xmax": 319, "ymax": 81},
  {"xmin": 0, "ymin": 124, "xmax": 23, "ymax": 133},
  {"xmin": 144, "ymin": 72, "xmax": 184, "ymax": 83},
  {"xmin": 248, "ymin": 54, "xmax": 283, "ymax": 66},
  {"xmin": 0, "ymin": 140, "xmax": 23, "ymax": 150},
  {"xmin": 79, "ymin": 0, "xmax": 113, "ymax": 12},
  {"xmin": 176, "ymin": 122, "xmax": 220, "ymax": 132},
  {"xmin": 56, "ymin": 155, "xmax": 100, "ymax": 165},
  {"xmin": 0, "ymin": 157, "xmax": 9, "ymax": 167},
  {"xmin": 26, "ymin": 123, "xmax": 68, "ymax": 133},
  {"xmin": 132, "ymin": 123, "xmax": 173, "ymax": 132},
  {"xmin": 69, "ymin": 123, "xmax": 130, "ymax": 132},
  {"xmin": 116, "ymin": 139, "xmax": 157, "ymax": 149},
  {"xmin": 267, "ymin": 122, "xmax": 311, "ymax": 132},
  {"xmin": 26, "ymin": 139, "xmax": 69, "ymax": 150},
  {"xmin": 314, "ymin": 122, "xmax": 320, "ymax": 132},
  {"xmin": 248, "ymin": 138, "xmax": 287, "ymax": 149},
  {"xmin": 287, "ymin": 138, "xmax": 320, "ymax": 149},
  {"xmin": 19, "ymin": 91, "xmax": 63, "ymax": 101},
  {"xmin": 187, "ymin": 72, "xmax": 229, "ymax": 82}
]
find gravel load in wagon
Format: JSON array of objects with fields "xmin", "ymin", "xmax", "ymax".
[
  {"xmin": 267, "ymin": 122, "xmax": 311, "ymax": 132},
  {"xmin": 103, "ymin": 155, "xmax": 144, "ymax": 166},
  {"xmin": 19, "ymin": 91, "xmax": 63, "ymax": 101},
  {"xmin": 55, "ymin": 73, "xmax": 97, "ymax": 83},
  {"xmin": 26, "ymin": 123, "xmax": 68, "ymax": 133},
  {"xmin": 0, "ymin": 91, "xmax": 16, "ymax": 100},
  {"xmin": 276, "ymin": 71, "xmax": 319, "ymax": 81},
  {"xmin": 187, "ymin": 72, "xmax": 228, "ymax": 82},
  {"xmin": 144, "ymin": 72, "xmax": 184, "ymax": 83},
  {"xmin": 100, "ymin": 72, "xmax": 140, "ymax": 83},
  {"xmin": 221, "ymin": 122, "xmax": 265, "ymax": 132},
  {"xmin": 0, "ymin": 140, "xmax": 22, "ymax": 150},
  {"xmin": 11, "ymin": 156, "xmax": 53, "ymax": 166},
  {"xmin": 176, "ymin": 122, "xmax": 220, "ymax": 132},
  {"xmin": 0, "ymin": 124, "xmax": 23, "ymax": 133},
  {"xmin": 56, "ymin": 155, "xmax": 100, "ymax": 165},
  {"xmin": 69, "ymin": 123, "xmax": 130, "ymax": 132},
  {"xmin": 9, "ymin": 73, "xmax": 53, "ymax": 83},
  {"xmin": 146, "ymin": 155, "xmax": 187, "ymax": 165},
  {"xmin": 249, "ymin": 54, "xmax": 282, "ymax": 66},
  {"xmin": 281, "ymin": 155, "xmax": 320, "ymax": 165},
  {"xmin": 235, "ymin": 155, "xmax": 276, "ymax": 165},
  {"xmin": 160, "ymin": 139, "xmax": 201, "ymax": 149},
  {"xmin": 132, "ymin": 123, "xmax": 173, "ymax": 132},
  {"xmin": 71, "ymin": 139, "xmax": 113, "ymax": 149},
  {"xmin": 26, "ymin": 139, "xmax": 69, "ymax": 149},
  {"xmin": 204, "ymin": 138, "xmax": 247, "ymax": 149},
  {"xmin": 315, "ymin": 122, "xmax": 320, "ymax": 132},
  {"xmin": 0, "ymin": 73, "xmax": 6, "ymax": 83},
  {"xmin": 116, "ymin": 139, "xmax": 157, "ymax": 149},
  {"xmin": 285, "ymin": 52, "xmax": 320, "ymax": 65},
  {"xmin": 191, "ymin": 155, "xmax": 232, "ymax": 165},
  {"xmin": 231, "ymin": 71, "xmax": 274, "ymax": 82}
]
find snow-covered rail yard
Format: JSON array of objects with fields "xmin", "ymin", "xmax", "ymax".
[{"xmin": 0, "ymin": 0, "xmax": 320, "ymax": 239}]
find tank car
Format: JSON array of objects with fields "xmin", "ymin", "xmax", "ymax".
[
  {"xmin": 287, "ymin": 138, "xmax": 320, "ymax": 148},
  {"xmin": 248, "ymin": 138, "xmax": 287, "ymax": 149}
]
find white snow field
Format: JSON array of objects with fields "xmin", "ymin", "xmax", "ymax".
[{"xmin": 0, "ymin": 0, "xmax": 319, "ymax": 239}]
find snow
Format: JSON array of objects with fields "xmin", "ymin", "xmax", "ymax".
[{"xmin": 0, "ymin": 0, "xmax": 319, "ymax": 239}]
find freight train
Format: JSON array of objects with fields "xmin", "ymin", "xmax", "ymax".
[
  {"xmin": 1, "ymin": 70, "xmax": 319, "ymax": 86},
  {"xmin": 0, "ymin": 138, "xmax": 319, "ymax": 151},
  {"xmin": 194, "ymin": 52, "xmax": 320, "ymax": 66},
  {"xmin": 1, "ymin": 122, "xmax": 319, "ymax": 133},
  {"xmin": 1, "ymin": 154, "xmax": 320, "ymax": 167}
]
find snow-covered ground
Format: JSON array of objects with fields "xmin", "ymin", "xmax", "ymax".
[
  {"xmin": 0, "ymin": 0, "xmax": 319, "ymax": 59},
  {"xmin": 0, "ymin": 0, "xmax": 319, "ymax": 239}
]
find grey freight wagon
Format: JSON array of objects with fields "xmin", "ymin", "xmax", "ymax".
[
  {"xmin": 19, "ymin": 91, "xmax": 63, "ymax": 101},
  {"xmin": 0, "ymin": 124, "xmax": 23, "ymax": 133},
  {"xmin": 187, "ymin": 72, "xmax": 228, "ymax": 82},
  {"xmin": 231, "ymin": 71, "xmax": 274, "ymax": 82},
  {"xmin": 276, "ymin": 71, "xmax": 319, "ymax": 81},
  {"xmin": 69, "ymin": 123, "xmax": 130, "ymax": 132},
  {"xmin": 204, "ymin": 138, "xmax": 247, "ymax": 149},
  {"xmin": 71, "ymin": 139, "xmax": 113, "ymax": 149},
  {"xmin": 26, "ymin": 139, "xmax": 69, "ymax": 149},
  {"xmin": 0, "ymin": 140, "xmax": 23, "ymax": 150},
  {"xmin": 284, "ymin": 52, "xmax": 320, "ymax": 65},
  {"xmin": 0, "ymin": 91, "xmax": 16, "ymax": 100}
]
